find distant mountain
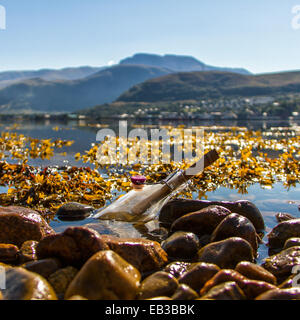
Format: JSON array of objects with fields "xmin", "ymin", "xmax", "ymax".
[
  {"xmin": 0, "ymin": 66, "xmax": 105, "ymax": 89},
  {"xmin": 0, "ymin": 65, "xmax": 170, "ymax": 113},
  {"xmin": 120, "ymin": 53, "xmax": 251, "ymax": 75},
  {"xmin": 117, "ymin": 70, "xmax": 300, "ymax": 103}
]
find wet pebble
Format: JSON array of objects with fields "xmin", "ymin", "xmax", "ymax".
[
  {"xmin": 160, "ymin": 199, "xmax": 265, "ymax": 231},
  {"xmin": 235, "ymin": 261, "xmax": 277, "ymax": 285},
  {"xmin": 0, "ymin": 244, "xmax": 19, "ymax": 264},
  {"xmin": 0, "ymin": 206, "xmax": 55, "ymax": 247},
  {"xmin": 161, "ymin": 231, "xmax": 200, "ymax": 259},
  {"xmin": 262, "ymin": 246, "xmax": 300, "ymax": 281},
  {"xmin": 211, "ymin": 213, "xmax": 258, "ymax": 251},
  {"xmin": 65, "ymin": 250, "xmax": 141, "ymax": 300},
  {"xmin": 198, "ymin": 237, "xmax": 254, "ymax": 269},
  {"xmin": 56, "ymin": 202, "xmax": 94, "ymax": 221},
  {"xmin": 170, "ymin": 205, "xmax": 231, "ymax": 237},
  {"xmin": 178, "ymin": 262, "xmax": 220, "ymax": 291},
  {"xmin": 200, "ymin": 269, "xmax": 277, "ymax": 300},
  {"xmin": 101, "ymin": 235, "xmax": 168, "ymax": 273},
  {"xmin": 36, "ymin": 226, "xmax": 109, "ymax": 267},
  {"xmin": 138, "ymin": 271, "xmax": 178, "ymax": 300},
  {"xmin": 268, "ymin": 219, "xmax": 300, "ymax": 249},
  {"xmin": 1, "ymin": 265, "xmax": 57, "ymax": 300}
]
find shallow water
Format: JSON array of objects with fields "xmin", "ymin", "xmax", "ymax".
[{"xmin": 1, "ymin": 118, "xmax": 299, "ymax": 264}]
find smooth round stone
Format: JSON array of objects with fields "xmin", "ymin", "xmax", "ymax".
[
  {"xmin": 235, "ymin": 261, "xmax": 277, "ymax": 285},
  {"xmin": 161, "ymin": 231, "xmax": 200, "ymax": 259},
  {"xmin": 198, "ymin": 237, "xmax": 254, "ymax": 269},
  {"xmin": 65, "ymin": 250, "xmax": 141, "ymax": 300},
  {"xmin": 178, "ymin": 262, "xmax": 220, "ymax": 291},
  {"xmin": 211, "ymin": 213, "xmax": 258, "ymax": 251},
  {"xmin": 0, "ymin": 206, "xmax": 55, "ymax": 247},
  {"xmin": 170, "ymin": 205, "xmax": 231, "ymax": 237},
  {"xmin": 138, "ymin": 271, "xmax": 179, "ymax": 300},
  {"xmin": 268, "ymin": 219, "xmax": 300, "ymax": 249},
  {"xmin": 56, "ymin": 202, "xmax": 95, "ymax": 221},
  {"xmin": 1, "ymin": 265, "xmax": 57, "ymax": 300}
]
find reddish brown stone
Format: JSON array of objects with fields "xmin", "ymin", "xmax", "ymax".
[
  {"xmin": 102, "ymin": 235, "xmax": 168, "ymax": 272},
  {"xmin": 200, "ymin": 269, "xmax": 277, "ymax": 300},
  {"xmin": 235, "ymin": 261, "xmax": 277, "ymax": 285},
  {"xmin": 0, "ymin": 243, "xmax": 19, "ymax": 264},
  {"xmin": 36, "ymin": 226, "xmax": 109, "ymax": 267},
  {"xmin": 178, "ymin": 262, "xmax": 220, "ymax": 291},
  {"xmin": 0, "ymin": 206, "xmax": 55, "ymax": 247}
]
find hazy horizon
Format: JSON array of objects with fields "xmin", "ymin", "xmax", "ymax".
[{"xmin": 1, "ymin": 0, "xmax": 300, "ymax": 74}]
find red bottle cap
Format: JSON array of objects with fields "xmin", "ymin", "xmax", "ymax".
[{"xmin": 131, "ymin": 175, "xmax": 146, "ymax": 185}]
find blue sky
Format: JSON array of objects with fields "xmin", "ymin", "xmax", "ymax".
[{"xmin": 0, "ymin": 0, "xmax": 299, "ymax": 73}]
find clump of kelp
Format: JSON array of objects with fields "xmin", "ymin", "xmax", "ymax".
[{"xmin": 0, "ymin": 127, "xmax": 299, "ymax": 216}]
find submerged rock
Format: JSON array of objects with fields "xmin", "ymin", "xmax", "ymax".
[
  {"xmin": 200, "ymin": 269, "xmax": 277, "ymax": 300},
  {"xmin": 256, "ymin": 288, "xmax": 300, "ymax": 300},
  {"xmin": 235, "ymin": 261, "xmax": 277, "ymax": 285},
  {"xmin": 56, "ymin": 202, "xmax": 94, "ymax": 221},
  {"xmin": 160, "ymin": 199, "xmax": 264, "ymax": 231},
  {"xmin": 170, "ymin": 205, "xmax": 231, "ymax": 237},
  {"xmin": 171, "ymin": 284, "xmax": 199, "ymax": 300},
  {"xmin": 161, "ymin": 232, "xmax": 200, "ymax": 259},
  {"xmin": 138, "ymin": 271, "xmax": 178, "ymax": 300},
  {"xmin": 0, "ymin": 244, "xmax": 19, "ymax": 264},
  {"xmin": 1, "ymin": 265, "xmax": 57, "ymax": 300},
  {"xmin": 198, "ymin": 237, "xmax": 254, "ymax": 269},
  {"xmin": 65, "ymin": 250, "xmax": 140, "ymax": 300},
  {"xmin": 211, "ymin": 213, "xmax": 258, "ymax": 251},
  {"xmin": 200, "ymin": 281, "xmax": 246, "ymax": 300},
  {"xmin": 178, "ymin": 262, "xmax": 220, "ymax": 291},
  {"xmin": 262, "ymin": 246, "xmax": 300, "ymax": 281},
  {"xmin": 0, "ymin": 206, "xmax": 55, "ymax": 247},
  {"xmin": 268, "ymin": 219, "xmax": 300, "ymax": 249},
  {"xmin": 36, "ymin": 226, "xmax": 109, "ymax": 267},
  {"xmin": 102, "ymin": 235, "xmax": 168, "ymax": 273}
]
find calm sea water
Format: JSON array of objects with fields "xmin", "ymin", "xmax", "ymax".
[{"xmin": 1, "ymin": 118, "xmax": 299, "ymax": 264}]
